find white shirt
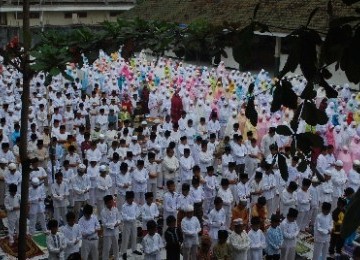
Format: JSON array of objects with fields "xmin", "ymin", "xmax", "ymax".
[
  {"xmin": 46, "ymin": 232, "xmax": 66, "ymax": 259},
  {"xmin": 248, "ymin": 229, "xmax": 266, "ymax": 250},
  {"xmin": 60, "ymin": 224, "xmax": 81, "ymax": 256},
  {"xmin": 78, "ymin": 215, "xmax": 100, "ymax": 240},
  {"xmin": 314, "ymin": 213, "xmax": 332, "ymax": 242},
  {"xmin": 320, "ymin": 180, "xmax": 333, "ymax": 203},
  {"xmin": 142, "ymin": 233, "xmax": 164, "ymax": 257},
  {"xmin": 101, "ymin": 207, "xmax": 121, "ymax": 236},
  {"xmin": 262, "ymin": 173, "xmax": 276, "ymax": 200},
  {"xmin": 179, "ymin": 156, "xmax": 195, "ymax": 182},
  {"xmin": 190, "ymin": 186, "xmax": 204, "ymax": 204},
  {"xmin": 331, "ymin": 169, "xmax": 347, "ymax": 197},
  {"xmin": 163, "ymin": 191, "xmax": 178, "ymax": 214},
  {"xmin": 208, "ymin": 208, "xmax": 226, "ymax": 240},
  {"xmin": 96, "ymin": 175, "xmax": 113, "ymax": 199},
  {"xmin": 51, "ymin": 182, "xmax": 69, "ymax": 207},
  {"xmin": 296, "ymin": 188, "xmax": 311, "ymax": 212},
  {"xmin": 121, "ymin": 202, "xmax": 140, "ymax": 222},
  {"xmin": 348, "ymin": 168, "xmax": 360, "ymax": 191},
  {"xmin": 280, "ymin": 189, "xmax": 297, "ymax": 216},
  {"xmin": 217, "ymin": 187, "xmax": 233, "ymax": 206},
  {"xmin": 132, "ymin": 168, "xmax": 148, "ymax": 192},
  {"xmin": 203, "ymin": 175, "xmax": 218, "ymax": 198},
  {"xmin": 181, "ymin": 216, "xmax": 201, "ymax": 247},
  {"xmin": 280, "ymin": 218, "xmax": 299, "ymax": 247},
  {"xmin": 116, "ymin": 172, "xmax": 132, "ymax": 195},
  {"xmin": 140, "ymin": 203, "xmax": 160, "ymax": 229},
  {"xmin": 176, "ymin": 194, "xmax": 194, "ymax": 211},
  {"xmin": 72, "ymin": 174, "xmax": 91, "ymax": 201}
]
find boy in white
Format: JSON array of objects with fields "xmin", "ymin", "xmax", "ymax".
[
  {"xmin": 208, "ymin": 197, "xmax": 226, "ymax": 244},
  {"xmin": 348, "ymin": 160, "xmax": 360, "ymax": 192},
  {"xmin": 101, "ymin": 195, "xmax": 121, "ymax": 260},
  {"xmin": 179, "ymin": 148, "xmax": 195, "ymax": 186},
  {"xmin": 87, "ymin": 160, "xmax": 100, "ymax": 206},
  {"xmin": 217, "ymin": 179, "xmax": 234, "ymax": 228},
  {"xmin": 4, "ymin": 184, "xmax": 20, "ymax": 244},
  {"xmin": 312, "ymin": 202, "xmax": 332, "ymax": 260},
  {"xmin": 308, "ymin": 176, "xmax": 321, "ymax": 227},
  {"xmin": 262, "ymin": 166, "xmax": 277, "ymax": 215},
  {"xmin": 224, "ymin": 162, "xmax": 238, "ymax": 202},
  {"xmin": 116, "ymin": 162, "xmax": 131, "ymax": 209},
  {"xmin": 132, "ymin": 160, "xmax": 149, "ymax": 205},
  {"xmin": 51, "ymin": 172, "xmax": 69, "ymax": 224},
  {"xmin": 121, "ymin": 191, "xmax": 143, "ymax": 259},
  {"xmin": 203, "ymin": 166, "xmax": 218, "ymax": 215},
  {"xmin": 142, "ymin": 220, "xmax": 164, "ymax": 260},
  {"xmin": 96, "ymin": 165, "xmax": 113, "ymax": 220},
  {"xmin": 28, "ymin": 177, "xmax": 47, "ymax": 235},
  {"xmin": 163, "ymin": 180, "xmax": 178, "ymax": 229},
  {"xmin": 280, "ymin": 181, "xmax": 298, "ymax": 217},
  {"xmin": 331, "ymin": 160, "xmax": 347, "ymax": 210},
  {"xmin": 72, "ymin": 164, "xmax": 91, "ymax": 220},
  {"xmin": 146, "ymin": 152, "xmax": 159, "ymax": 199},
  {"xmin": 296, "ymin": 178, "xmax": 312, "ymax": 232},
  {"xmin": 181, "ymin": 205, "xmax": 201, "ymax": 260},
  {"xmin": 60, "ymin": 212, "xmax": 82, "ymax": 259},
  {"xmin": 279, "ymin": 208, "xmax": 299, "ymax": 260},
  {"xmin": 141, "ymin": 192, "xmax": 160, "ymax": 234},
  {"xmin": 108, "ymin": 152, "xmax": 121, "ymax": 194},
  {"xmin": 46, "ymin": 219, "xmax": 66, "ymax": 260},
  {"xmin": 78, "ymin": 204, "xmax": 101, "ymax": 260},
  {"xmin": 247, "ymin": 216, "xmax": 266, "ymax": 260},
  {"xmin": 320, "ymin": 171, "xmax": 333, "ymax": 204}
]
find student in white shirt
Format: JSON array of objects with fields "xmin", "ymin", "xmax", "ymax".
[
  {"xmin": 280, "ymin": 181, "xmax": 298, "ymax": 217},
  {"xmin": 142, "ymin": 220, "xmax": 164, "ymax": 260},
  {"xmin": 224, "ymin": 162, "xmax": 238, "ymax": 201},
  {"xmin": 247, "ymin": 216, "xmax": 266, "ymax": 260},
  {"xmin": 78, "ymin": 204, "xmax": 101, "ymax": 260},
  {"xmin": 120, "ymin": 191, "xmax": 143, "ymax": 258},
  {"xmin": 190, "ymin": 177, "xmax": 204, "ymax": 228},
  {"xmin": 312, "ymin": 202, "xmax": 332, "ymax": 260},
  {"xmin": 331, "ymin": 160, "xmax": 347, "ymax": 210},
  {"xmin": 221, "ymin": 146, "xmax": 234, "ymax": 174},
  {"xmin": 101, "ymin": 195, "xmax": 121, "ymax": 260},
  {"xmin": 181, "ymin": 204, "xmax": 201, "ymax": 260},
  {"xmin": 348, "ymin": 160, "xmax": 360, "ymax": 192},
  {"xmin": 46, "ymin": 219, "xmax": 66, "ymax": 260},
  {"xmin": 308, "ymin": 176, "xmax": 321, "ymax": 227},
  {"xmin": 141, "ymin": 192, "xmax": 160, "ymax": 234},
  {"xmin": 28, "ymin": 177, "xmax": 47, "ymax": 235},
  {"xmin": 279, "ymin": 208, "xmax": 299, "ymax": 260},
  {"xmin": 51, "ymin": 172, "xmax": 69, "ymax": 224},
  {"xmin": 4, "ymin": 184, "xmax": 20, "ymax": 245},
  {"xmin": 217, "ymin": 178, "xmax": 234, "ymax": 228},
  {"xmin": 296, "ymin": 178, "xmax": 312, "ymax": 232},
  {"xmin": 146, "ymin": 152, "xmax": 159, "ymax": 199},
  {"xmin": 261, "ymin": 163, "xmax": 277, "ymax": 215},
  {"xmin": 60, "ymin": 212, "xmax": 82, "ymax": 259},
  {"xmin": 96, "ymin": 165, "xmax": 113, "ymax": 220},
  {"xmin": 208, "ymin": 197, "xmax": 226, "ymax": 244},
  {"xmin": 132, "ymin": 160, "xmax": 149, "ymax": 205},
  {"xmin": 163, "ymin": 180, "xmax": 178, "ymax": 230},
  {"xmin": 203, "ymin": 166, "xmax": 218, "ymax": 215},
  {"xmin": 72, "ymin": 164, "xmax": 91, "ymax": 220},
  {"xmin": 115, "ymin": 162, "xmax": 131, "ymax": 210},
  {"xmin": 320, "ymin": 171, "xmax": 333, "ymax": 204},
  {"xmin": 179, "ymin": 148, "xmax": 195, "ymax": 186}
]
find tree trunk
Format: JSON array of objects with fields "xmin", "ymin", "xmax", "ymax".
[{"xmin": 18, "ymin": 0, "xmax": 31, "ymax": 257}]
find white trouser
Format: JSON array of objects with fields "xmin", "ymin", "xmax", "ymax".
[
  {"xmin": 120, "ymin": 220, "xmax": 137, "ymax": 254},
  {"xmin": 312, "ymin": 241, "xmax": 330, "ymax": 260},
  {"xmin": 81, "ymin": 239, "xmax": 99, "ymax": 260},
  {"xmin": 29, "ymin": 212, "xmax": 46, "ymax": 235},
  {"xmin": 280, "ymin": 246, "xmax": 296, "ymax": 260},
  {"xmin": 183, "ymin": 245, "xmax": 198, "ymax": 260},
  {"xmin": 135, "ymin": 192, "xmax": 145, "ymax": 206},
  {"xmin": 7, "ymin": 212, "xmax": 19, "ymax": 241},
  {"xmin": 102, "ymin": 235, "xmax": 119, "ymax": 260},
  {"xmin": 54, "ymin": 206, "xmax": 67, "ymax": 223}
]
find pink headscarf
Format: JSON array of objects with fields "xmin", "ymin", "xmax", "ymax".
[{"xmin": 337, "ymin": 146, "xmax": 352, "ymax": 174}]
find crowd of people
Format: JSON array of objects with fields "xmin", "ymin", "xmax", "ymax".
[{"xmin": 0, "ymin": 50, "xmax": 360, "ymax": 260}]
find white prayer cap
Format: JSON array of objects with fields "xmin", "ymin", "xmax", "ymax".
[
  {"xmin": 141, "ymin": 121, "xmax": 147, "ymax": 125},
  {"xmin": 36, "ymin": 93, "xmax": 42, "ymax": 98},
  {"xmin": 239, "ymin": 197, "xmax": 247, "ymax": 205},
  {"xmin": 154, "ymin": 119, "xmax": 161, "ymax": 124},
  {"xmin": 8, "ymin": 163, "xmax": 16, "ymax": 170},
  {"xmin": 335, "ymin": 125, "xmax": 341, "ymax": 131},
  {"xmin": 335, "ymin": 160, "xmax": 343, "ymax": 167},
  {"xmin": 184, "ymin": 205, "xmax": 194, "ymax": 212},
  {"xmin": 233, "ymin": 218, "xmax": 243, "ymax": 226},
  {"xmin": 342, "ymin": 145, "xmax": 349, "ymax": 151},
  {"xmin": 31, "ymin": 177, "xmax": 40, "ymax": 185},
  {"xmin": 311, "ymin": 176, "xmax": 319, "ymax": 183},
  {"xmin": 353, "ymin": 160, "xmax": 360, "ymax": 166},
  {"xmin": 0, "ymin": 158, "xmax": 8, "ymax": 164},
  {"xmin": 99, "ymin": 134, "xmax": 105, "ymax": 139},
  {"xmin": 132, "ymin": 136, "xmax": 138, "ymax": 141},
  {"xmin": 324, "ymin": 170, "xmax": 332, "ymax": 176},
  {"xmin": 15, "ymin": 104, "xmax": 21, "ymax": 109},
  {"xmin": 78, "ymin": 164, "xmax": 86, "ymax": 170},
  {"xmin": 99, "ymin": 165, "xmax": 107, "ymax": 172}
]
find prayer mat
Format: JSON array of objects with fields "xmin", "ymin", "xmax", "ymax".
[
  {"xmin": 0, "ymin": 235, "xmax": 44, "ymax": 258},
  {"xmin": 32, "ymin": 233, "xmax": 47, "ymax": 249}
]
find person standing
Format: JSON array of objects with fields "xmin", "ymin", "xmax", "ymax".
[
  {"xmin": 228, "ymin": 218, "xmax": 250, "ymax": 260},
  {"xmin": 181, "ymin": 205, "xmax": 201, "ymax": 260},
  {"xmin": 312, "ymin": 202, "xmax": 332, "ymax": 260}
]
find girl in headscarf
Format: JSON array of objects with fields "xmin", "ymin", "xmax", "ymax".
[{"xmin": 337, "ymin": 146, "xmax": 353, "ymax": 174}]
